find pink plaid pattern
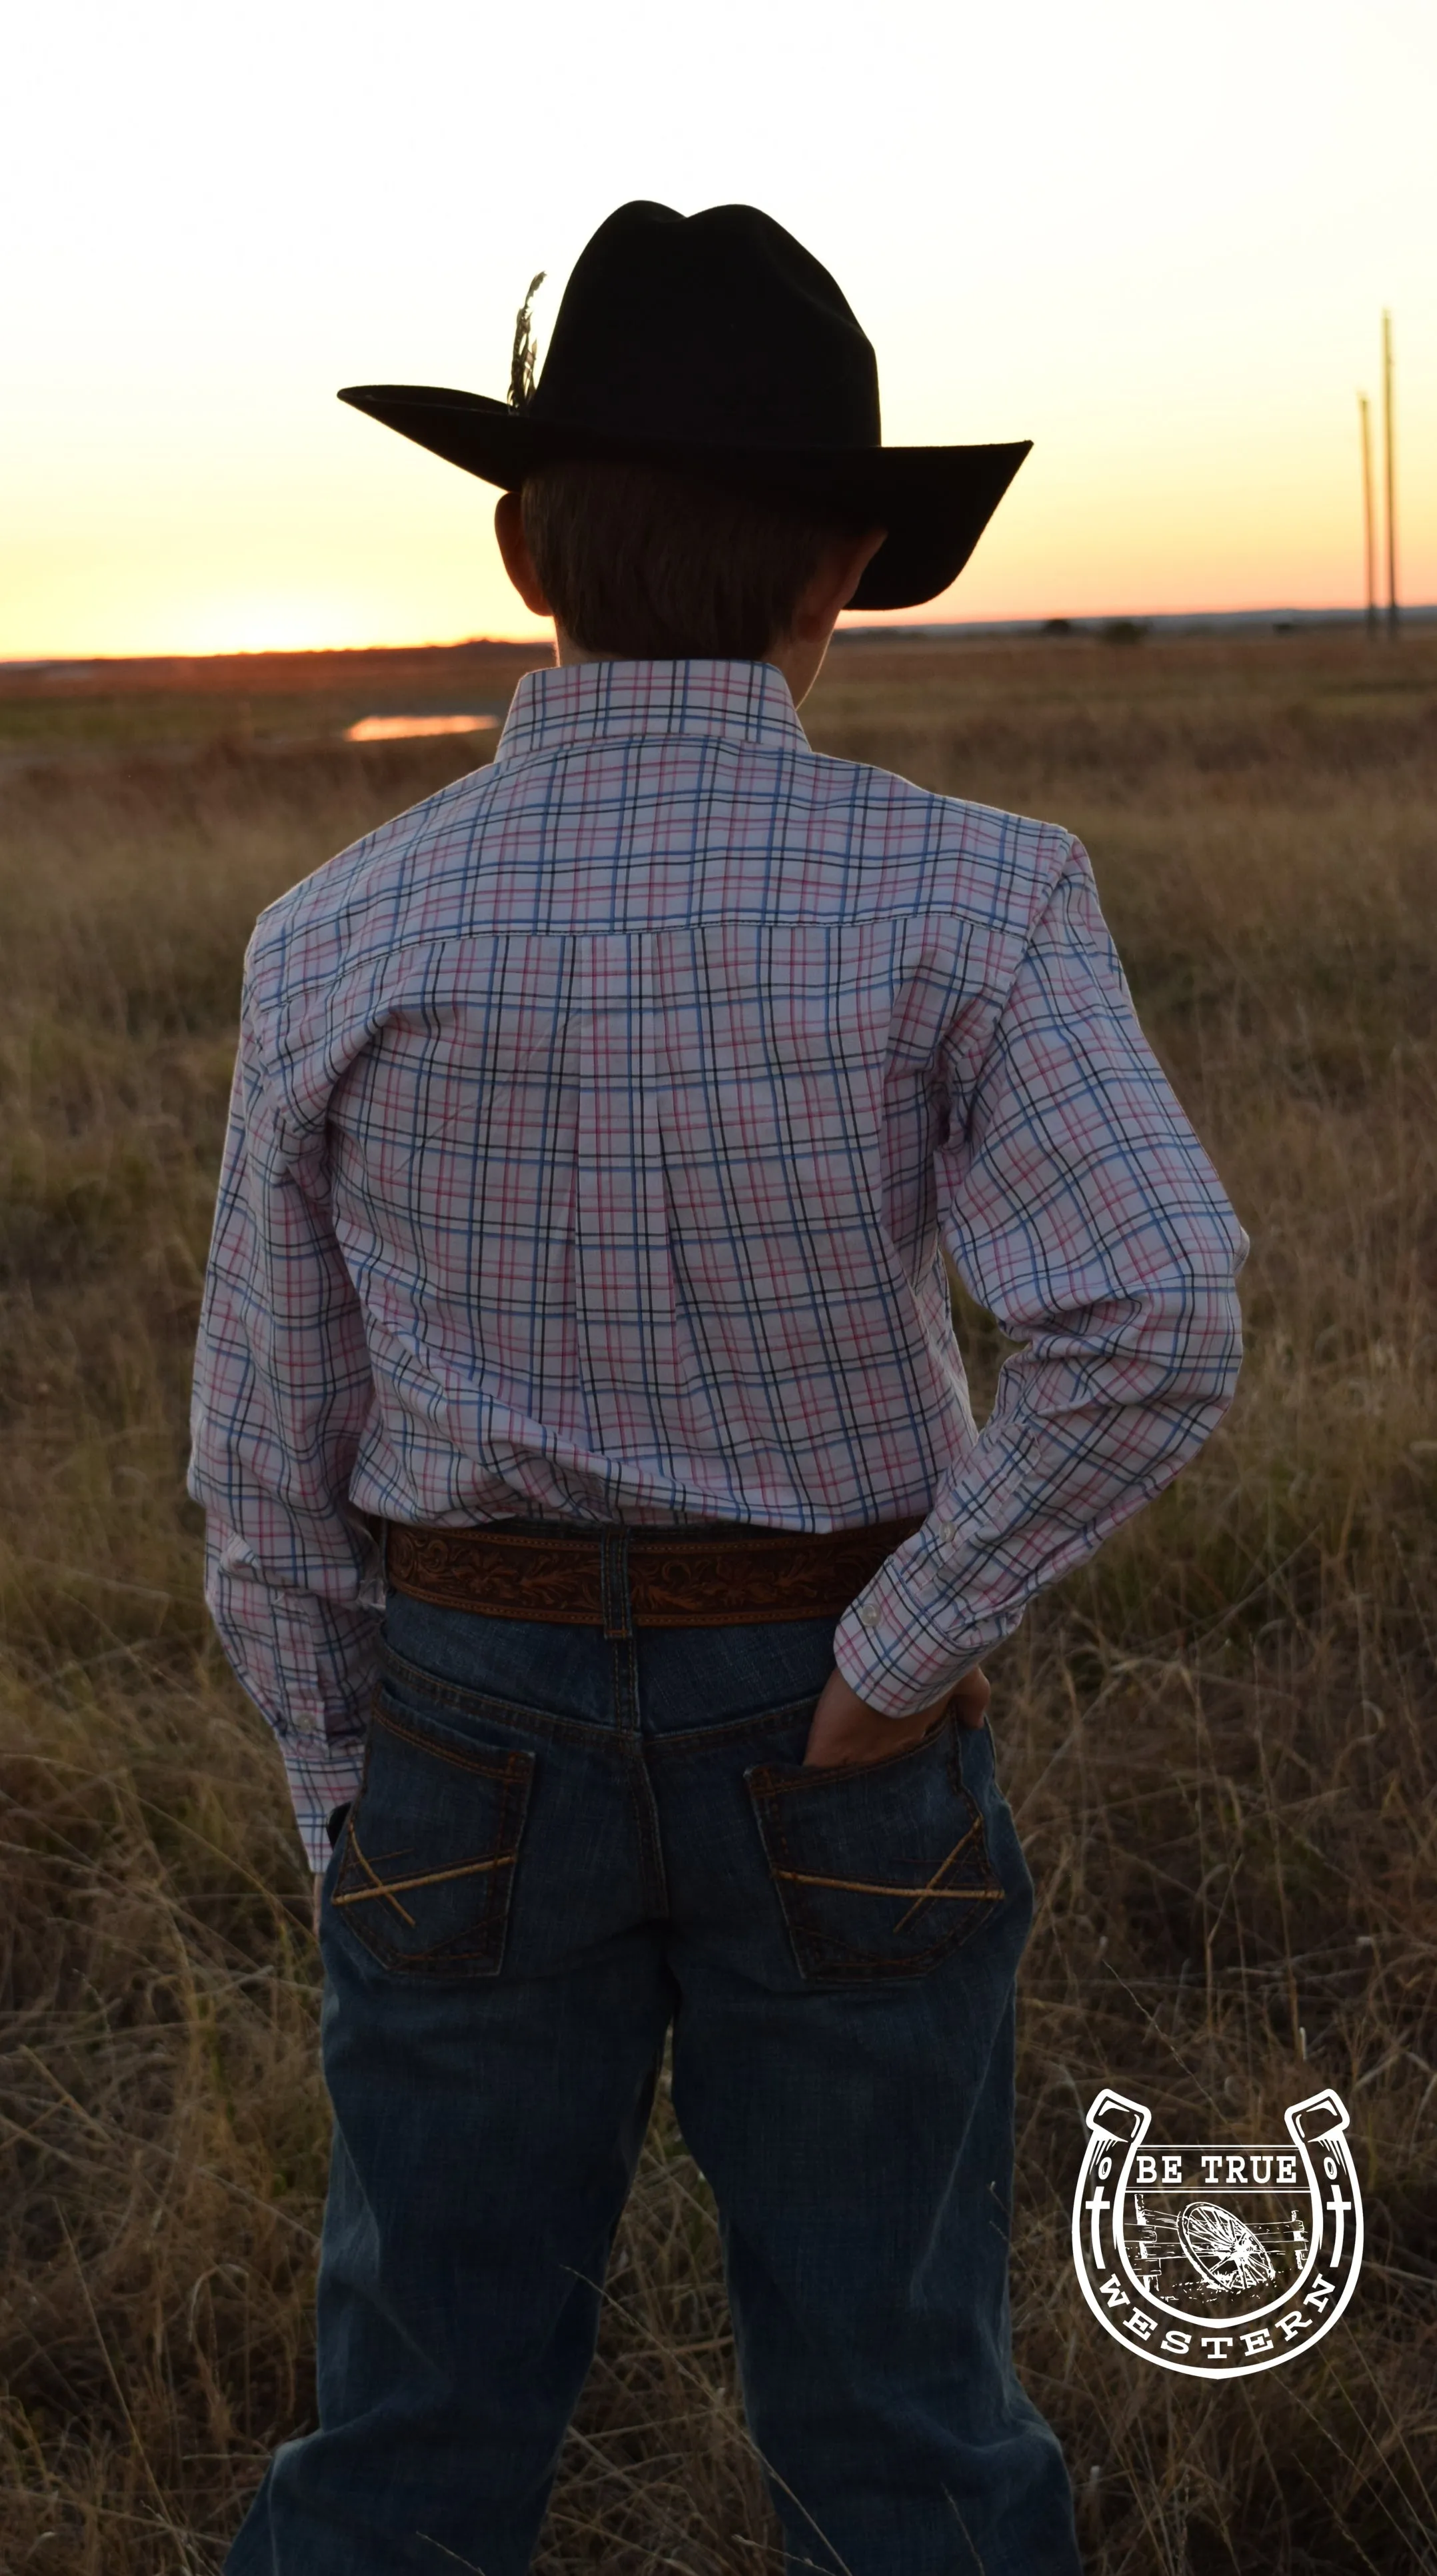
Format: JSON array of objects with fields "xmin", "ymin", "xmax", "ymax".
[{"xmin": 189, "ymin": 660, "xmax": 1246, "ymax": 1867}]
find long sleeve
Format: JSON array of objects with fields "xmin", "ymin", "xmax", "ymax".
[
  {"xmin": 832, "ymin": 839, "xmax": 1246, "ymax": 1714},
  {"xmin": 189, "ymin": 979, "xmax": 383, "ymax": 1870}
]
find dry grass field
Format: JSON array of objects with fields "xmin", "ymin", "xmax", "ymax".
[{"xmin": 1, "ymin": 627, "xmax": 1434, "ymax": 2573}]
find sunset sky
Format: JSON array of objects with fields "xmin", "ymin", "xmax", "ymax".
[{"xmin": 5, "ymin": 0, "xmax": 1434, "ymax": 658}]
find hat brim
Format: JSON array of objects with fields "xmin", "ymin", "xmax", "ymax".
[{"xmin": 337, "ymin": 385, "xmax": 1030, "ymax": 613}]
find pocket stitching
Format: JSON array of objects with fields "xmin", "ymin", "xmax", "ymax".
[
  {"xmin": 746, "ymin": 1726, "xmax": 1002, "ymax": 1984},
  {"xmin": 760, "ymin": 1798, "xmax": 992, "ymax": 1982},
  {"xmin": 333, "ymin": 1731, "xmax": 533, "ymax": 1975}
]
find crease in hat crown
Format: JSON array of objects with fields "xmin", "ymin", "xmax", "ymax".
[{"xmin": 337, "ymin": 199, "xmax": 1032, "ymax": 613}]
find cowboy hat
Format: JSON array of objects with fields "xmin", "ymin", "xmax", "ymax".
[{"xmin": 339, "ymin": 201, "xmax": 1030, "ymax": 613}]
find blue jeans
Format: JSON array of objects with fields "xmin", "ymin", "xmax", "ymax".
[{"xmin": 227, "ymin": 1544, "xmax": 1080, "ymax": 2575}]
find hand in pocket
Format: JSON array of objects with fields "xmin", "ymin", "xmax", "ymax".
[
  {"xmin": 803, "ymin": 1664, "xmax": 990, "ymax": 1768},
  {"xmin": 748, "ymin": 1712, "xmax": 1004, "ymax": 1983}
]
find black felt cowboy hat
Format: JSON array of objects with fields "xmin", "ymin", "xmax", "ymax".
[{"xmin": 339, "ymin": 201, "xmax": 1030, "ymax": 613}]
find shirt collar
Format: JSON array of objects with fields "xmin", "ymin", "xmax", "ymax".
[{"xmin": 492, "ymin": 658, "xmax": 809, "ymax": 763}]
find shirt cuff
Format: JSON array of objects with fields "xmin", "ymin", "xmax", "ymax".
[
  {"xmin": 830, "ymin": 1609, "xmax": 982, "ymax": 1717},
  {"xmin": 283, "ymin": 1736, "xmax": 367, "ymax": 1874}
]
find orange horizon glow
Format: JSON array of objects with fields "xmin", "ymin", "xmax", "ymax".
[
  {"xmin": 7, "ymin": 543, "xmax": 1428, "ymax": 665},
  {"xmin": 8, "ymin": 381, "xmax": 1430, "ymax": 662},
  {"xmin": 5, "ymin": 0, "xmax": 1433, "ymax": 664},
  {"xmin": 9, "ymin": 445, "xmax": 1432, "ymax": 662},
  {"xmin": 9, "ymin": 587, "xmax": 1435, "ymax": 670}
]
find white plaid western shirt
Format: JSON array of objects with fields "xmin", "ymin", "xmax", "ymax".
[{"xmin": 189, "ymin": 658, "xmax": 1246, "ymax": 1868}]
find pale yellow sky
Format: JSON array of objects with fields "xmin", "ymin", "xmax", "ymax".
[{"xmin": 4, "ymin": 0, "xmax": 1434, "ymax": 657}]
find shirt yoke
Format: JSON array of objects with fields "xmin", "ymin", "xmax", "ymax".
[{"xmin": 246, "ymin": 735, "xmax": 1077, "ymax": 1022}]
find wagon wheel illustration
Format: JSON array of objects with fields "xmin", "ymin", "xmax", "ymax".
[{"xmin": 1178, "ymin": 2199, "xmax": 1276, "ymax": 2294}]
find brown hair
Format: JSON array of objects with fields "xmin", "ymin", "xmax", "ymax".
[{"xmin": 520, "ymin": 457, "xmax": 862, "ymax": 660}]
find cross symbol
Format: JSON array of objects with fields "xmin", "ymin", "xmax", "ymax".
[
  {"xmin": 1084, "ymin": 2186, "xmax": 1110, "ymax": 2264},
  {"xmin": 1325, "ymin": 2186, "xmax": 1352, "ymax": 2261}
]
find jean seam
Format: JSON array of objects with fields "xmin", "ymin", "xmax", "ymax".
[
  {"xmin": 642, "ymin": 1703, "xmax": 819, "ymax": 1761},
  {"xmin": 369, "ymin": 1698, "xmax": 535, "ymax": 1784},
  {"xmin": 378, "ymin": 1643, "xmax": 627, "ymax": 1751},
  {"xmin": 615, "ymin": 1621, "xmax": 669, "ymax": 1912},
  {"xmin": 377, "ymin": 1638, "xmax": 826, "ymax": 1758}
]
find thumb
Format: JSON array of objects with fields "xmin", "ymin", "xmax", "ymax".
[{"xmin": 948, "ymin": 1666, "xmax": 991, "ymax": 1730}]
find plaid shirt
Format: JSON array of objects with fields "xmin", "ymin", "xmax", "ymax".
[{"xmin": 189, "ymin": 658, "xmax": 1245, "ymax": 1868}]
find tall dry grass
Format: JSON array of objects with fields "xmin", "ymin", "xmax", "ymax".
[{"xmin": 1, "ymin": 631, "xmax": 1435, "ymax": 2573}]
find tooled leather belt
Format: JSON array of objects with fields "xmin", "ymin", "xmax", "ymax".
[{"xmin": 384, "ymin": 1514, "xmax": 925, "ymax": 1630}]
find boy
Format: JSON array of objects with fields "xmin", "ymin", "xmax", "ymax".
[{"xmin": 191, "ymin": 201, "xmax": 1245, "ymax": 2574}]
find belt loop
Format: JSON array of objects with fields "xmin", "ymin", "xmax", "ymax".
[{"xmin": 600, "ymin": 1527, "xmax": 632, "ymax": 1640}]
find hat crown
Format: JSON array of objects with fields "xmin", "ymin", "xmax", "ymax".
[{"xmin": 525, "ymin": 201, "xmax": 881, "ymax": 455}]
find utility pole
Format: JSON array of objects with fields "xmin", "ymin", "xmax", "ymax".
[
  {"xmin": 1382, "ymin": 311, "xmax": 1398, "ymax": 639},
  {"xmin": 1358, "ymin": 393, "xmax": 1377, "ymax": 640}
]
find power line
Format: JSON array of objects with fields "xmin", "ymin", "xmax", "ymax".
[
  {"xmin": 1358, "ymin": 392, "xmax": 1377, "ymax": 641},
  {"xmin": 1382, "ymin": 311, "xmax": 1399, "ymax": 640}
]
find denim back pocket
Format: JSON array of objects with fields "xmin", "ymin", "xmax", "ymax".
[
  {"xmin": 744, "ymin": 1718, "xmax": 1002, "ymax": 1984},
  {"xmin": 331, "ymin": 1691, "xmax": 535, "ymax": 1977}
]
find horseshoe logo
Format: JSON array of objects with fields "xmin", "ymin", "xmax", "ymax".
[{"xmin": 1070, "ymin": 2088, "xmax": 1363, "ymax": 2378}]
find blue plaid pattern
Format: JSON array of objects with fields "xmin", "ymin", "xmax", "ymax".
[{"xmin": 189, "ymin": 660, "xmax": 1246, "ymax": 1866}]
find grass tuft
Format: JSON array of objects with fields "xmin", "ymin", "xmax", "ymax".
[{"xmin": 1, "ymin": 629, "xmax": 1435, "ymax": 2570}]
